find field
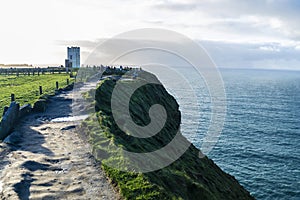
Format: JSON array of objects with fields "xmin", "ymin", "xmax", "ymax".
[{"xmin": 0, "ymin": 74, "xmax": 73, "ymax": 119}]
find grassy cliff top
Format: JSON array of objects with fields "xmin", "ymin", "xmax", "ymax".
[{"xmin": 80, "ymin": 70, "xmax": 254, "ymax": 200}]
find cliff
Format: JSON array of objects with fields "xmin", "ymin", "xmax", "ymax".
[{"xmin": 80, "ymin": 71, "xmax": 254, "ymax": 200}]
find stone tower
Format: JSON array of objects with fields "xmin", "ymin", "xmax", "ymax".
[{"xmin": 67, "ymin": 47, "xmax": 80, "ymax": 68}]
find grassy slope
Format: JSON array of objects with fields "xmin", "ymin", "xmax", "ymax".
[
  {"xmin": 0, "ymin": 74, "xmax": 73, "ymax": 118},
  {"xmin": 80, "ymin": 71, "xmax": 254, "ymax": 200}
]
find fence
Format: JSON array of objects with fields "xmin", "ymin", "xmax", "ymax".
[
  {"xmin": 8, "ymin": 79, "xmax": 70, "ymax": 98},
  {"xmin": 0, "ymin": 67, "xmax": 68, "ymax": 76}
]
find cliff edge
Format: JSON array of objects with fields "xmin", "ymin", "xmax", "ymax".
[{"xmin": 80, "ymin": 70, "xmax": 254, "ymax": 200}]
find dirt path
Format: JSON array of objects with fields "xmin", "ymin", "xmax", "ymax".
[{"xmin": 0, "ymin": 91, "xmax": 120, "ymax": 200}]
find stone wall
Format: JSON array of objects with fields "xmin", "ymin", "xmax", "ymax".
[
  {"xmin": 0, "ymin": 101, "xmax": 48, "ymax": 140},
  {"xmin": 0, "ymin": 102, "xmax": 20, "ymax": 140}
]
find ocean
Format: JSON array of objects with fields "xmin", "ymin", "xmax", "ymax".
[{"xmin": 160, "ymin": 68, "xmax": 300, "ymax": 200}]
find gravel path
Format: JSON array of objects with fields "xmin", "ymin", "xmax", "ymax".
[{"xmin": 0, "ymin": 91, "xmax": 120, "ymax": 200}]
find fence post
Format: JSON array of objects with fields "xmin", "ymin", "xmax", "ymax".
[
  {"xmin": 67, "ymin": 79, "xmax": 69, "ymax": 85},
  {"xmin": 11, "ymin": 94, "xmax": 15, "ymax": 102},
  {"xmin": 56, "ymin": 81, "xmax": 59, "ymax": 90},
  {"xmin": 39, "ymin": 86, "xmax": 43, "ymax": 95}
]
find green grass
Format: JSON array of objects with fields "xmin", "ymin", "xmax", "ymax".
[{"xmin": 0, "ymin": 74, "xmax": 73, "ymax": 118}]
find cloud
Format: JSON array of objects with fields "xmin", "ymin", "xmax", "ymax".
[
  {"xmin": 201, "ymin": 40, "xmax": 300, "ymax": 70},
  {"xmin": 151, "ymin": 0, "xmax": 300, "ymax": 43},
  {"xmin": 259, "ymin": 46, "xmax": 281, "ymax": 52}
]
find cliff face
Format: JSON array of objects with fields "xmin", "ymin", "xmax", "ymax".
[{"xmin": 81, "ymin": 71, "xmax": 254, "ymax": 200}]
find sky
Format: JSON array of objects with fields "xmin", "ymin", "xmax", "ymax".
[{"xmin": 0, "ymin": 0, "xmax": 300, "ymax": 70}]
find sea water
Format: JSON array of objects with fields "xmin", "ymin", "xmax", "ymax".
[{"xmin": 163, "ymin": 68, "xmax": 299, "ymax": 200}]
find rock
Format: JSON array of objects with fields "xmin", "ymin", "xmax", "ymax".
[
  {"xmin": 3, "ymin": 131, "xmax": 22, "ymax": 146},
  {"xmin": 2, "ymin": 106, "xmax": 9, "ymax": 116},
  {"xmin": 33, "ymin": 99, "xmax": 47, "ymax": 112},
  {"xmin": 60, "ymin": 125, "xmax": 76, "ymax": 131},
  {"xmin": 0, "ymin": 102, "xmax": 20, "ymax": 140},
  {"xmin": 54, "ymin": 90, "xmax": 60, "ymax": 95},
  {"xmin": 62, "ymin": 83, "xmax": 74, "ymax": 91},
  {"xmin": 19, "ymin": 104, "xmax": 32, "ymax": 118}
]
